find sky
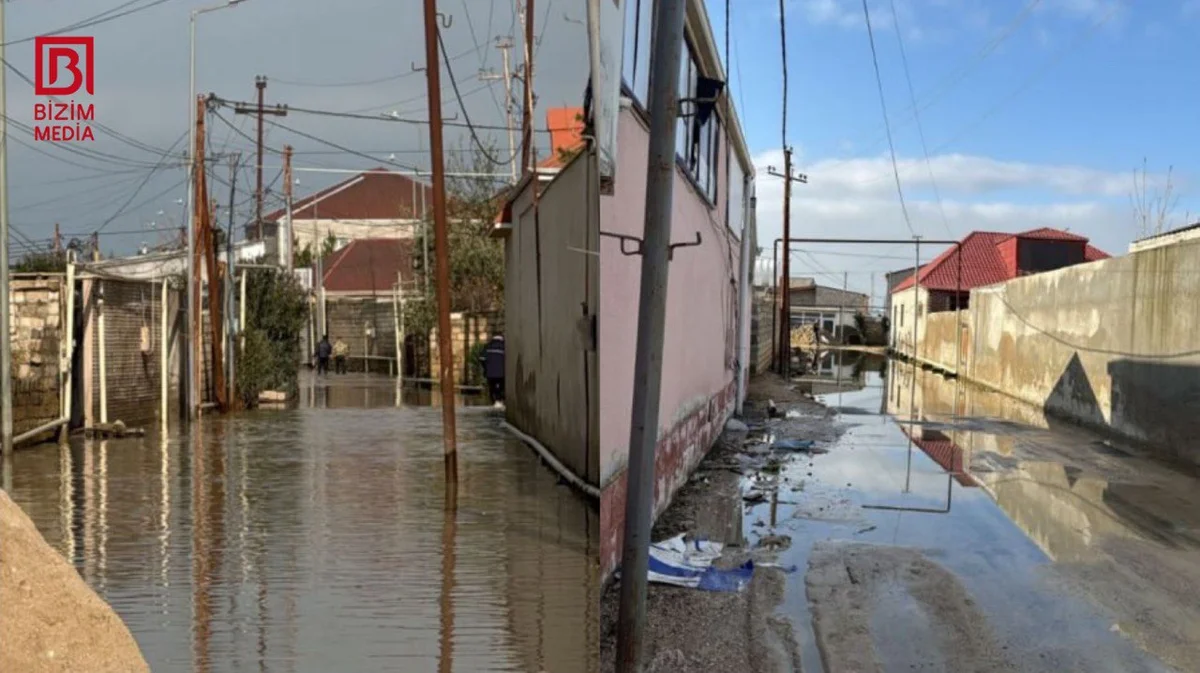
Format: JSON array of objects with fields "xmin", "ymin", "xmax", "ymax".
[
  {"xmin": 706, "ymin": 0, "xmax": 1200, "ymax": 303},
  {"xmin": 3, "ymin": 0, "xmax": 587, "ymax": 257}
]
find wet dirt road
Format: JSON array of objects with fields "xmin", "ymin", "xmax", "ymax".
[
  {"xmin": 737, "ymin": 354, "xmax": 1200, "ymax": 672},
  {"xmin": 5, "ymin": 373, "xmax": 598, "ymax": 673}
]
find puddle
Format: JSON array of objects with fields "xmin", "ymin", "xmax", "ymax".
[{"xmin": 739, "ymin": 352, "xmax": 1197, "ymax": 672}]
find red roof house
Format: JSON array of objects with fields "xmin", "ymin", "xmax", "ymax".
[
  {"xmin": 320, "ymin": 238, "xmax": 415, "ymax": 295},
  {"xmin": 891, "ymin": 228, "xmax": 1109, "ymax": 310}
]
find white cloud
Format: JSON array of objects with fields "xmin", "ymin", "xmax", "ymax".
[{"xmin": 748, "ymin": 149, "xmax": 1188, "ymax": 298}]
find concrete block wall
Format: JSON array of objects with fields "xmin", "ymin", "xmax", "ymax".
[
  {"xmin": 9, "ymin": 277, "xmax": 65, "ymax": 437},
  {"xmin": 326, "ymin": 298, "xmax": 399, "ymax": 373},
  {"xmin": 749, "ymin": 292, "xmax": 775, "ymax": 374},
  {"xmin": 916, "ymin": 238, "xmax": 1200, "ymax": 467},
  {"xmin": 430, "ymin": 312, "xmax": 500, "ymax": 385}
]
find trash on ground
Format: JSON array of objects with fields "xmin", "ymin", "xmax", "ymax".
[
  {"xmin": 725, "ymin": 417, "xmax": 749, "ymax": 433},
  {"xmin": 756, "ymin": 534, "xmax": 792, "ymax": 550},
  {"xmin": 785, "ymin": 409, "xmax": 802, "ymax": 419},
  {"xmin": 743, "ymin": 490, "xmax": 768, "ymax": 504},
  {"xmin": 259, "ymin": 390, "xmax": 288, "ymax": 402},
  {"xmin": 648, "ymin": 534, "xmax": 755, "ymax": 592},
  {"xmin": 86, "ymin": 421, "xmax": 144, "ymax": 439},
  {"xmin": 772, "ymin": 438, "xmax": 827, "ymax": 453},
  {"xmin": 767, "ymin": 400, "xmax": 780, "ymax": 418}
]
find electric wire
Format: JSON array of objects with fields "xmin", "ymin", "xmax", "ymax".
[
  {"xmin": 1, "ymin": 0, "xmax": 181, "ymax": 47},
  {"xmin": 437, "ymin": 27, "xmax": 517, "ymax": 167},
  {"xmin": 94, "ymin": 131, "xmax": 189, "ymax": 234},
  {"xmin": 888, "ymin": 0, "xmax": 952, "ymax": 239},
  {"xmin": 860, "ymin": 0, "xmax": 916, "ymax": 237}
]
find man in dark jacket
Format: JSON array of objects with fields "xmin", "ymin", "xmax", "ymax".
[
  {"xmin": 478, "ymin": 334, "xmax": 505, "ymax": 406},
  {"xmin": 316, "ymin": 335, "xmax": 332, "ymax": 375}
]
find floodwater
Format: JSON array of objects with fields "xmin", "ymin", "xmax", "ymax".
[
  {"xmin": 5, "ymin": 372, "xmax": 599, "ymax": 673},
  {"xmin": 737, "ymin": 352, "xmax": 1200, "ymax": 672}
]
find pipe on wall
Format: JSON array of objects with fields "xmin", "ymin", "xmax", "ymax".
[{"xmin": 98, "ymin": 280, "xmax": 107, "ymax": 425}]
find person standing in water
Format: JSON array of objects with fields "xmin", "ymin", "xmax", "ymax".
[
  {"xmin": 478, "ymin": 333, "xmax": 505, "ymax": 407},
  {"xmin": 316, "ymin": 335, "xmax": 332, "ymax": 375}
]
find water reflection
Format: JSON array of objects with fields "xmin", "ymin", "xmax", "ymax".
[{"xmin": 6, "ymin": 374, "xmax": 597, "ymax": 672}]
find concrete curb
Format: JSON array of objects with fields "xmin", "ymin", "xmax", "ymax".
[{"xmin": 501, "ymin": 421, "xmax": 601, "ymax": 500}]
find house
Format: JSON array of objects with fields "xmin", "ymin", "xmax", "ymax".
[
  {"xmin": 259, "ymin": 168, "xmax": 434, "ymax": 260},
  {"xmin": 780, "ymin": 276, "xmax": 868, "ymax": 338},
  {"xmin": 883, "ymin": 266, "xmax": 917, "ymax": 321},
  {"xmin": 595, "ymin": 0, "xmax": 757, "ymax": 581},
  {"xmin": 889, "ymin": 227, "xmax": 1109, "ymax": 353}
]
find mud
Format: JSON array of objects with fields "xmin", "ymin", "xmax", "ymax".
[
  {"xmin": 806, "ymin": 541, "xmax": 1016, "ymax": 673},
  {"xmin": 599, "ymin": 429, "xmax": 802, "ymax": 673}
]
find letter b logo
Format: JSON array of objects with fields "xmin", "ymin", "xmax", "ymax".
[{"xmin": 35, "ymin": 36, "xmax": 94, "ymax": 96}]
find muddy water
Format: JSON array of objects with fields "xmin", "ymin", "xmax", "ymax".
[
  {"xmin": 5, "ymin": 374, "xmax": 598, "ymax": 673},
  {"xmin": 742, "ymin": 352, "xmax": 1198, "ymax": 672}
]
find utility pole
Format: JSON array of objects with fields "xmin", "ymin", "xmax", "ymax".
[
  {"xmin": 232, "ymin": 79, "xmax": 287, "ymax": 243},
  {"xmin": 520, "ymin": 0, "xmax": 535, "ymax": 174},
  {"xmin": 194, "ymin": 100, "xmax": 226, "ymax": 412},
  {"xmin": 188, "ymin": 96, "xmax": 205, "ymax": 420},
  {"xmin": 842, "ymin": 271, "xmax": 849, "ymax": 341},
  {"xmin": 423, "ymin": 0, "xmax": 458, "ymax": 486},
  {"xmin": 911, "ymin": 236, "xmax": 921, "ymax": 359},
  {"xmin": 226, "ymin": 154, "xmax": 239, "ymax": 409},
  {"xmin": 614, "ymin": 1, "xmax": 686, "ymax": 670},
  {"xmin": 283, "ymin": 145, "xmax": 294, "ymax": 273},
  {"xmin": 53, "ymin": 223, "xmax": 61, "ymax": 254},
  {"xmin": 0, "ymin": 0, "xmax": 12, "ymax": 460},
  {"xmin": 479, "ymin": 37, "xmax": 518, "ymax": 183},
  {"xmin": 767, "ymin": 150, "xmax": 807, "ymax": 381}
]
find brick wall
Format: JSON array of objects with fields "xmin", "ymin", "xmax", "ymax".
[
  {"xmin": 326, "ymin": 297, "xmax": 398, "ymax": 373},
  {"xmin": 749, "ymin": 290, "xmax": 775, "ymax": 374},
  {"xmin": 9, "ymin": 276, "xmax": 65, "ymax": 437}
]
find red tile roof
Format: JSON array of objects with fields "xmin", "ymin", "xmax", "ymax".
[
  {"xmin": 898, "ymin": 426, "xmax": 976, "ymax": 487},
  {"xmin": 320, "ymin": 238, "xmax": 415, "ymax": 293},
  {"xmin": 892, "ymin": 228, "xmax": 1110, "ymax": 293},
  {"xmin": 264, "ymin": 169, "xmax": 433, "ymax": 223}
]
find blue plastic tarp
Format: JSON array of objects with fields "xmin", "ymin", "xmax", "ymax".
[{"xmin": 646, "ymin": 534, "xmax": 755, "ymax": 592}]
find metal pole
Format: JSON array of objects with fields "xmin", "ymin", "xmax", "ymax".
[
  {"xmin": 771, "ymin": 239, "xmax": 778, "ymax": 371},
  {"xmin": 283, "ymin": 145, "xmax": 294, "ymax": 273},
  {"xmin": 734, "ymin": 184, "xmax": 753, "ymax": 415},
  {"xmin": 779, "ymin": 147, "xmax": 793, "ymax": 381},
  {"xmin": 160, "ymin": 277, "xmax": 168, "ymax": 428},
  {"xmin": 62, "ymin": 255, "xmax": 76, "ymax": 440},
  {"xmin": 615, "ymin": 1, "xmax": 686, "ymax": 670},
  {"xmin": 911, "ymin": 236, "xmax": 921, "ymax": 360},
  {"xmin": 423, "ymin": 0, "xmax": 459, "ymax": 483},
  {"xmin": 0, "ymin": 0, "xmax": 11, "ymax": 458}
]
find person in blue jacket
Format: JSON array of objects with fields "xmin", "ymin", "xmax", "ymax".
[{"xmin": 478, "ymin": 333, "xmax": 505, "ymax": 406}]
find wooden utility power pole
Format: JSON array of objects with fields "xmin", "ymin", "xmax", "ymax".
[
  {"xmin": 423, "ymin": 0, "xmax": 458, "ymax": 485},
  {"xmin": 226, "ymin": 153, "xmax": 239, "ymax": 410},
  {"xmin": 767, "ymin": 149, "xmax": 807, "ymax": 381},
  {"xmin": 193, "ymin": 100, "xmax": 226, "ymax": 412},
  {"xmin": 520, "ymin": 0, "xmax": 535, "ymax": 174},
  {"xmin": 233, "ymin": 77, "xmax": 287, "ymax": 242},
  {"xmin": 283, "ymin": 145, "xmax": 294, "ymax": 272},
  {"xmin": 479, "ymin": 37, "xmax": 517, "ymax": 183}
]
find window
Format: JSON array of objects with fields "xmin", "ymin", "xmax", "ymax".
[
  {"xmin": 727, "ymin": 157, "xmax": 745, "ymax": 236},
  {"xmin": 900, "ymin": 304, "xmax": 905, "ymax": 327},
  {"xmin": 622, "ymin": 0, "xmax": 654, "ymax": 104},
  {"xmin": 675, "ymin": 40, "xmax": 721, "ymax": 205}
]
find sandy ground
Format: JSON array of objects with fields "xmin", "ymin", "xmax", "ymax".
[{"xmin": 0, "ymin": 489, "xmax": 149, "ymax": 673}]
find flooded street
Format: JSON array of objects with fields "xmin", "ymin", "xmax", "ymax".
[
  {"xmin": 5, "ymin": 373, "xmax": 598, "ymax": 673},
  {"xmin": 735, "ymin": 353, "xmax": 1200, "ymax": 672}
]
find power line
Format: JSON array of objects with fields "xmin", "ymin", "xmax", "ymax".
[
  {"xmin": 1, "ymin": 0, "xmax": 180, "ymax": 47},
  {"xmin": 437, "ymin": 27, "xmax": 517, "ymax": 167},
  {"xmin": 269, "ymin": 42, "xmax": 483, "ymax": 88},
  {"xmin": 860, "ymin": 0, "xmax": 916, "ymax": 237},
  {"xmin": 888, "ymin": 0, "xmax": 951, "ymax": 239},
  {"xmin": 95, "ymin": 131, "xmax": 189, "ymax": 234}
]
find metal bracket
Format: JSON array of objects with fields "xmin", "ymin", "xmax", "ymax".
[
  {"xmin": 437, "ymin": 12, "xmax": 453, "ymax": 28},
  {"xmin": 599, "ymin": 230, "xmax": 703, "ymax": 260}
]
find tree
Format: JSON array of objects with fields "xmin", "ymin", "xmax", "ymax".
[
  {"xmin": 236, "ymin": 268, "xmax": 308, "ymax": 407},
  {"xmin": 13, "ymin": 250, "xmax": 66, "ymax": 273},
  {"xmin": 321, "ymin": 231, "xmax": 339, "ymax": 258},
  {"xmin": 407, "ymin": 146, "xmax": 506, "ymax": 333},
  {"xmin": 1132, "ymin": 158, "xmax": 1186, "ymax": 239}
]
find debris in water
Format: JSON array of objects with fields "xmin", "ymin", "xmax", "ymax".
[
  {"xmin": 86, "ymin": 421, "xmax": 144, "ymax": 439},
  {"xmin": 856, "ymin": 525, "xmax": 877, "ymax": 535},
  {"xmin": 785, "ymin": 409, "xmax": 802, "ymax": 419},
  {"xmin": 767, "ymin": 400, "xmax": 780, "ymax": 418},
  {"xmin": 772, "ymin": 438, "xmax": 828, "ymax": 454}
]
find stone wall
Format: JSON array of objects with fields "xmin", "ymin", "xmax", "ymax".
[
  {"xmin": 429, "ymin": 312, "xmax": 501, "ymax": 386},
  {"xmin": 749, "ymin": 291, "xmax": 775, "ymax": 374},
  {"xmin": 9, "ymin": 276, "xmax": 65, "ymax": 438}
]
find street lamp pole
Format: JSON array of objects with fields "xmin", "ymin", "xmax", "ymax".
[{"xmin": 187, "ymin": 0, "xmax": 245, "ymax": 422}]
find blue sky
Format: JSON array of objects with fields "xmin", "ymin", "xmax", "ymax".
[{"xmin": 706, "ymin": 0, "xmax": 1200, "ymax": 297}]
